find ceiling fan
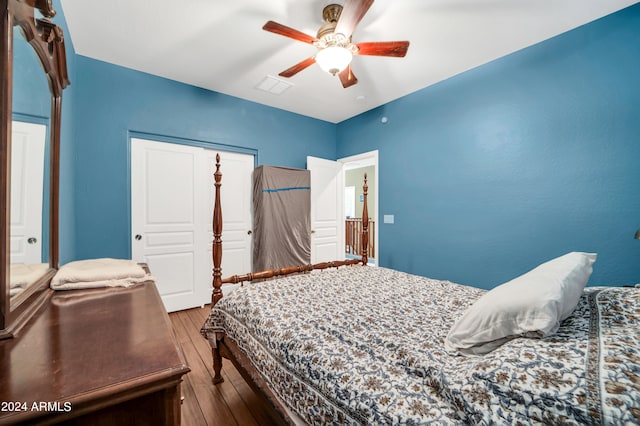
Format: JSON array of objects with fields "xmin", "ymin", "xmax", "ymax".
[{"xmin": 263, "ymin": 0, "xmax": 410, "ymax": 88}]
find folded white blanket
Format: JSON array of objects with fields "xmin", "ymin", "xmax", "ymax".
[
  {"xmin": 10, "ymin": 263, "xmax": 49, "ymax": 289},
  {"xmin": 10, "ymin": 287, "xmax": 25, "ymax": 297},
  {"xmin": 51, "ymin": 258, "xmax": 154, "ymax": 290}
]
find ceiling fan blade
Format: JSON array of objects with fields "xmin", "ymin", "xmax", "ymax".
[
  {"xmin": 334, "ymin": 0, "xmax": 374, "ymax": 39},
  {"xmin": 263, "ymin": 20, "xmax": 318, "ymax": 44},
  {"xmin": 356, "ymin": 41, "xmax": 410, "ymax": 57},
  {"xmin": 279, "ymin": 57, "xmax": 316, "ymax": 78},
  {"xmin": 338, "ymin": 65, "xmax": 358, "ymax": 88}
]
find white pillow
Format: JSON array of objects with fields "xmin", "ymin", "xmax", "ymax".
[{"xmin": 445, "ymin": 252, "xmax": 597, "ymax": 356}]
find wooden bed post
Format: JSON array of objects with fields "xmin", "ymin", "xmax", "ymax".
[
  {"xmin": 361, "ymin": 173, "xmax": 369, "ymax": 265},
  {"xmin": 212, "ymin": 154, "xmax": 223, "ymax": 306},
  {"xmin": 211, "ymin": 154, "xmax": 224, "ymax": 385}
]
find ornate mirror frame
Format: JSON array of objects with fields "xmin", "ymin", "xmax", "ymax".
[{"xmin": 0, "ymin": 0, "xmax": 69, "ymax": 338}]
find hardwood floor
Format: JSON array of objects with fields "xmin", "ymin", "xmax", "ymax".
[{"xmin": 169, "ymin": 306, "xmax": 276, "ymax": 426}]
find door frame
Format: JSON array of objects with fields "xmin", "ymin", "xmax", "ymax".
[{"xmin": 338, "ymin": 150, "xmax": 379, "ymax": 266}]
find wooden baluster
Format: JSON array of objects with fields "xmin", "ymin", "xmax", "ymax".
[{"xmin": 370, "ymin": 219, "xmax": 375, "ymax": 258}]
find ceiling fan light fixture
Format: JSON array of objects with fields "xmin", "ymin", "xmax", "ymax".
[
  {"xmin": 315, "ymin": 46, "xmax": 353, "ymax": 76},
  {"xmin": 262, "ymin": 0, "xmax": 408, "ymax": 87}
]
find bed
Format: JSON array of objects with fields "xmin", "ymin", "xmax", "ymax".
[{"xmin": 201, "ymin": 154, "xmax": 640, "ymax": 425}]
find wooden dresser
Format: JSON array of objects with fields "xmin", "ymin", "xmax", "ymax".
[{"xmin": 0, "ymin": 282, "xmax": 190, "ymax": 425}]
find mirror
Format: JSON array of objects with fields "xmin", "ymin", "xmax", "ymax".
[
  {"xmin": 9, "ymin": 24, "xmax": 51, "ymax": 303},
  {"xmin": 1, "ymin": 0, "xmax": 70, "ymax": 339}
]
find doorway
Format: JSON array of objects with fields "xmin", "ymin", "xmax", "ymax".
[{"xmin": 339, "ymin": 150, "xmax": 378, "ymax": 266}]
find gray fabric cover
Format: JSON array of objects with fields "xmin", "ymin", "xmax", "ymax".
[{"xmin": 253, "ymin": 166, "xmax": 310, "ymax": 272}]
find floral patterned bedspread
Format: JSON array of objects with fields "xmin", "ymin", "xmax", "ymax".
[{"xmin": 200, "ymin": 266, "xmax": 640, "ymax": 425}]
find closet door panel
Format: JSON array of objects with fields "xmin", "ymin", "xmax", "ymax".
[{"xmin": 131, "ymin": 138, "xmax": 208, "ymax": 312}]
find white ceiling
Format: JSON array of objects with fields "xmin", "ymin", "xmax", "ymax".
[{"xmin": 60, "ymin": 0, "xmax": 637, "ymax": 123}]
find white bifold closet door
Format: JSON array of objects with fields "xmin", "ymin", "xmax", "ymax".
[{"xmin": 131, "ymin": 138, "xmax": 252, "ymax": 312}]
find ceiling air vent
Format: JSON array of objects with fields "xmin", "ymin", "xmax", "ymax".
[{"xmin": 255, "ymin": 75, "xmax": 293, "ymax": 95}]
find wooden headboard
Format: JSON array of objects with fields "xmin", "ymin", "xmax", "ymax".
[{"xmin": 211, "ymin": 154, "xmax": 370, "ymax": 305}]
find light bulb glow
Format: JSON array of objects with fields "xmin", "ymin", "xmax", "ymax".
[{"xmin": 315, "ymin": 46, "xmax": 353, "ymax": 75}]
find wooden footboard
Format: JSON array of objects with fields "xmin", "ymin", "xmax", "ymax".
[{"xmin": 208, "ymin": 153, "xmax": 370, "ymax": 422}]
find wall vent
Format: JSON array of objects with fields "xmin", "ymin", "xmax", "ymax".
[{"xmin": 255, "ymin": 75, "xmax": 293, "ymax": 95}]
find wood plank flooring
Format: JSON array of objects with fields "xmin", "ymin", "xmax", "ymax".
[{"xmin": 169, "ymin": 306, "xmax": 275, "ymax": 426}]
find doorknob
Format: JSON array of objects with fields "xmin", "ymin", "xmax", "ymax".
[
  {"xmin": 27, "ymin": 237, "xmax": 37, "ymax": 244},
  {"xmin": 135, "ymin": 234, "xmax": 142, "ymax": 241}
]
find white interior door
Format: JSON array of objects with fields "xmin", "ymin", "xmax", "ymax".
[
  {"xmin": 307, "ymin": 156, "xmax": 344, "ymax": 263},
  {"xmin": 205, "ymin": 150, "xmax": 253, "ymax": 294},
  {"xmin": 131, "ymin": 138, "xmax": 208, "ymax": 312},
  {"xmin": 10, "ymin": 121, "xmax": 46, "ymax": 264}
]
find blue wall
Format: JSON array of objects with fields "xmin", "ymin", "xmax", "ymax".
[
  {"xmin": 337, "ymin": 4, "xmax": 640, "ymax": 288},
  {"xmin": 12, "ymin": 34, "xmax": 50, "ymax": 118},
  {"xmin": 51, "ymin": 2, "xmax": 639, "ymax": 288},
  {"xmin": 71, "ymin": 56, "xmax": 335, "ymax": 260}
]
